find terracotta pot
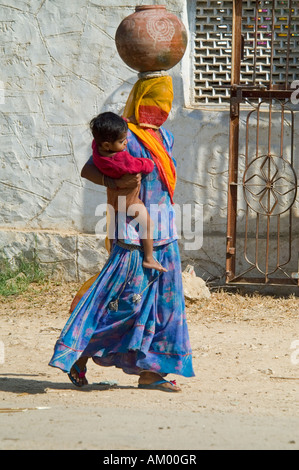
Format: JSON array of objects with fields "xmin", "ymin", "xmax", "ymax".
[{"xmin": 115, "ymin": 5, "xmax": 187, "ymax": 73}]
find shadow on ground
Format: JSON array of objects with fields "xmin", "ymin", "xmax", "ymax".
[{"xmin": 0, "ymin": 374, "xmax": 135, "ymax": 394}]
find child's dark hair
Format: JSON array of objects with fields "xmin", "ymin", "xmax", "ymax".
[{"xmin": 90, "ymin": 112, "xmax": 128, "ymax": 145}]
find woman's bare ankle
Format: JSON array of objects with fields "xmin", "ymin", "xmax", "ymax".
[{"xmin": 139, "ymin": 371, "xmax": 163, "ymax": 384}]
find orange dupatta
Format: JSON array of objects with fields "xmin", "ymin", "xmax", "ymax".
[{"xmin": 127, "ymin": 123, "xmax": 176, "ymax": 204}]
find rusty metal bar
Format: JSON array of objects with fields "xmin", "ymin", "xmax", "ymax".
[
  {"xmin": 226, "ymin": 0, "xmax": 243, "ymax": 283},
  {"xmin": 277, "ymin": 214, "xmax": 281, "ymax": 273},
  {"xmin": 228, "ymin": 277, "xmax": 298, "ymax": 286},
  {"xmin": 256, "ymin": 101, "xmax": 260, "ymax": 159},
  {"xmin": 268, "ymin": 102, "xmax": 272, "ymax": 155},
  {"xmin": 280, "ymin": 101, "xmax": 285, "ymax": 157},
  {"xmin": 265, "ymin": 214, "xmax": 271, "ymax": 283},
  {"xmin": 241, "ymin": 90, "xmax": 293, "ymax": 99},
  {"xmin": 285, "ymin": 0, "xmax": 293, "ymax": 88},
  {"xmin": 269, "ymin": 0, "xmax": 276, "ymax": 89},
  {"xmin": 252, "ymin": 0, "xmax": 259, "ymax": 85}
]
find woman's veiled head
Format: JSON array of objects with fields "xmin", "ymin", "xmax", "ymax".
[{"xmin": 123, "ymin": 75, "xmax": 174, "ymax": 129}]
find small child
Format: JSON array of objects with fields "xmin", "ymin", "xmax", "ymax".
[{"xmin": 90, "ymin": 111, "xmax": 167, "ymax": 273}]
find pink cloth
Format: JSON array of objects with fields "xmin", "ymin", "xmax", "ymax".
[
  {"xmin": 92, "ymin": 140, "xmax": 154, "ymax": 178},
  {"xmin": 92, "ymin": 140, "xmax": 154, "ymax": 212}
]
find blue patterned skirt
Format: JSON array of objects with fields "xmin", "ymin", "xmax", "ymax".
[{"xmin": 49, "ymin": 240, "xmax": 195, "ymax": 378}]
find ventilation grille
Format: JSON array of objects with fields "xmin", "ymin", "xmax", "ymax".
[{"xmin": 194, "ymin": 0, "xmax": 299, "ymax": 105}]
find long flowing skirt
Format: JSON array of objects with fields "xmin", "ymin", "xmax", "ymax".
[{"xmin": 49, "ymin": 240, "xmax": 195, "ymax": 378}]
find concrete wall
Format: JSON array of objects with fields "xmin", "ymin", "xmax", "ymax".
[{"xmin": 1, "ymin": 0, "xmax": 298, "ymax": 283}]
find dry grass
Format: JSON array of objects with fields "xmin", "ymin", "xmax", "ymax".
[
  {"xmin": 186, "ymin": 289, "xmax": 299, "ymax": 325},
  {"xmin": 0, "ymin": 281, "xmax": 81, "ymax": 318},
  {"xmin": 1, "ymin": 281, "xmax": 298, "ymax": 327}
]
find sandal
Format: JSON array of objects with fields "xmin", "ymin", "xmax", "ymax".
[
  {"xmin": 138, "ymin": 379, "xmax": 181, "ymax": 392},
  {"xmin": 68, "ymin": 363, "xmax": 88, "ymax": 387}
]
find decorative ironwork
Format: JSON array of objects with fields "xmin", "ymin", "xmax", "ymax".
[
  {"xmin": 225, "ymin": 0, "xmax": 298, "ymax": 286},
  {"xmin": 243, "ymin": 154, "xmax": 297, "ymax": 216}
]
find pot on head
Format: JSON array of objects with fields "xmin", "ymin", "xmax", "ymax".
[{"xmin": 115, "ymin": 5, "xmax": 188, "ymax": 73}]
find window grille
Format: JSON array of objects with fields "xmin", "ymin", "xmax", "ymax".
[{"xmin": 194, "ymin": 0, "xmax": 299, "ymax": 105}]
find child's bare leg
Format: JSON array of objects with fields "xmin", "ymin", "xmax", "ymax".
[
  {"xmin": 138, "ymin": 206, "xmax": 167, "ymax": 273},
  {"xmin": 142, "ymin": 238, "xmax": 167, "ymax": 272}
]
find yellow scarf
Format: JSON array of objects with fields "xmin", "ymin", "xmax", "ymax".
[
  {"xmin": 123, "ymin": 75, "xmax": 176, "ymax": 203},
  {"xmin": 123, "ymin": 75, "xmax": 174, "ymax": 129}
]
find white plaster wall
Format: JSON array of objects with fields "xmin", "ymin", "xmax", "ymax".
[{"xmin": 0, "ymin": 0, "xmax": 298, "ymax": 282}]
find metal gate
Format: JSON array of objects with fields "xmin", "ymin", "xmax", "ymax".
[{"xmin": 225, "ymin": 0, "xmax": 299, "ymax": 286}]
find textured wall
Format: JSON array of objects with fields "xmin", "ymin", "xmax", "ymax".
[
  {"xmin": 1, "ymin": 0, "xmax": 207, "ymax": 281},
  {"xmin": 1, "ymin": 0, "xmax": 298, "ymax": 282},
  {"xmin": 0, "ymin": 0, "xmax": 141, "ymax": 232}
]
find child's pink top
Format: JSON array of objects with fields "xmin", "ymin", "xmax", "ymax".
[{"xmin": 92, "ymin": 140, "xmax": 154, "ymax": 178}]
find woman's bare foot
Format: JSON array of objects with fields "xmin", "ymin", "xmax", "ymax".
[
  {"xmin": 143, "ymin": 257, "xmax": 167, "ymax": 273},
  {"xmin": 138, "ymin": 371, "xmax": 181, "ymax": 392},
  {"xmin": 68, "ymin": 357, "xmax": 88, "ymax": 387}
]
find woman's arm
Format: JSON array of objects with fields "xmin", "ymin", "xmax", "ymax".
[
  {"xmin": 81, "ymin": 158, "xmax": 114, "ymax": 187},
  {"xmin": 81, "ymin": 158, "xmax": 142, "ymax": 189}
]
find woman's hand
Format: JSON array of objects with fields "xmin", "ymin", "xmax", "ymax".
[{"xmin": 115, "ymin": 173, "xmax": 142, "ymax": 189}]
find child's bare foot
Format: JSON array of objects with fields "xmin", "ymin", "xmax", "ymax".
[{"xmin": 143, "ymin": 257, "xmax": 167, "ymax": 272}]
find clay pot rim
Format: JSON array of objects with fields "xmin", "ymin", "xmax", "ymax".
[{"xmin": 135, "ymin": 5, "xmax": 166, "ymax": 11}]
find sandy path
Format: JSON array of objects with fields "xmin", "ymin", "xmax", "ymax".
[{"xmin": 0, "ymin": 283, "xmax": 298, "ymax": 450}]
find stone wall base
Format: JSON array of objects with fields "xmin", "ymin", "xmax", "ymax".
[
  {"xmin": 0, "ymin": 229, "xmax": 108, "ymax": 283},
  {"xmin": 0, "ymin": 228, "xmax": 228, "ymax": 283},
  {"xmin": 1, "ymin": 229, "xmax": 298, "ymax": 295}
]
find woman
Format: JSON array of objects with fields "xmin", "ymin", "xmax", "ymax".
[{"xmin": 49, "ymin": 75, "xmax": 195, "ymax": 392}]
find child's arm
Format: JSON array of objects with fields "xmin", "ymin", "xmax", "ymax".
[
  {"xmin": 130, "ymin": 157, "xmax": 154, "ymax": 175},
  {"xmin": 121, "ymin": 153, "xmax": 154, "ymax": 176}
]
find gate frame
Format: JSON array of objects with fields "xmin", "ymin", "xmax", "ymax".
[{"xmin": 225, "ymin": 0, "xmax": 296, "ymax": 286}]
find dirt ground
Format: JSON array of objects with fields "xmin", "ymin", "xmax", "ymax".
[{"xmin": 0, "ymin": 281, "xmax": 299, "ymax": 450}]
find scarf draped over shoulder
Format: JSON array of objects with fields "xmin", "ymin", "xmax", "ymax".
[{"xmin": 123, "ymin": 75, "xmax": 176, "ymax": 204}]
